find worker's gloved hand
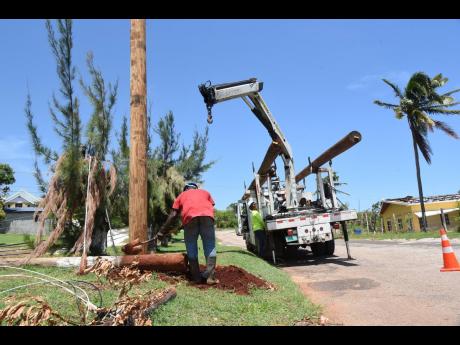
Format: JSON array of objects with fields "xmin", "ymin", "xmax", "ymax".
[{"xmin": 156, "ymin": 230, "xmax": 167, "ymax": 241}]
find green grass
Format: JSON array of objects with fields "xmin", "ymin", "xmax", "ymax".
[
  {"xmin": 0, "ymin": 231, "xmax": 320, "ymax": 326},
  {"xmin": 0, "ymin": 233, "xmax": 28, "ymax": 245},
  {"xmin": 343, "ymin": 229, "xmax": 460, "ymax": 240}
]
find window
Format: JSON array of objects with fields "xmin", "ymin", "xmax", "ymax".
[
  {"xmin": 387, "ymin": 220, "xmax": 392, "ymax": 231},
  {"xmin": 398, "ymin": 218, "xmax": 403, "ymax": 231},
  {"xmin": 15, "ymin": 203, "xmax": 23, "ymax": 208}
]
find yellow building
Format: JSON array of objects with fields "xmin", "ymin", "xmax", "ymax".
[{"xmin": 379, "ymin": 194, "xmax": 460, "ymax": 232}]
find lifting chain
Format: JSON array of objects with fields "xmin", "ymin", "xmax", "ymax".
[{"xmin": 206, "ymin": 104, "xmax": 213, "ymax": 124}]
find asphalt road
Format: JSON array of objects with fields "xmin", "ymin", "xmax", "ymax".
[{"xmin": 216, "ymin": 230, "xmax": 460, "ymax": 326}]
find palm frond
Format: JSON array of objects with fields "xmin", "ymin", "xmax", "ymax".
[
  {"xmin": 441, "ymin": 88, "xmax": 460, "ymax": 98},
  {"xmin": 394, "ymin": 107, "xmax": 405, "ymax": 119},
  {"xmin": 412, "ymin": 109, "xmax": 435, "ymax": 127},
  {"xmin": 434, "ymin": 120, "xmax": 459, "ymax": 139},
  {"xmin": 382, "ymin": 79, "xmax": 403, "ymax": 98},
  {"xmin": 405, "ymin": 72, "xmax": 432, "ymax": 99},
  {"xmin": 373, "ymin": 100, "xmax": 399, "ymax": 109},
  {"xmin": 427, "ymin": 91, "xmax": 445, "ymax": 105},
  {"xmin": 422, "ymin": 101, "xmax": 460, "ymax": 109},
  {"xmin": 423, "ymin": 108, "xmax": 460, "ymax": 115},
  {"xmin": 431, "ymin": 73, "xmax": 448, "ymax": 88}
]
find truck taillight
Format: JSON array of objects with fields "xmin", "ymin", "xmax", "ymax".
[
  {"xmin": 333, "ymin": 223, "xmax": 340, "ymax": 229},
  {"xmin": 287, "ymin": 229, "xmax": 296, "ymax": 236}
]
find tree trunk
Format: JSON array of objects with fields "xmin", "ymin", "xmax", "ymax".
[
  {"xmin": 89, "ymin": 208, "xmax": 108, "ymax": 255},
  {"xmin": 412, "ymin": 132, "xmax": 427, "ymax": 232},
  {"xmin": 129, "ymin": 19, "xmax": 148, "ymax": 253}
]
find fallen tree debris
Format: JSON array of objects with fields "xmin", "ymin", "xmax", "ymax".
[
  {"xmin": 83, "ymin": 258, "xmax": 152, "ymax": 298},
  {"xmin": 91, "ymin": 287, "xmax": 177, "ymax": 326},
  {"xmin": 0, "ymin": 260, "xmax": 177, "ymax": 326},
  {"xmin": 293, "ymin": 315, "xmax": 341, "ymax": 326},
  {"xmin": 23, "ymin": 154, "xmax": 116, "ymax": 270},
  {"xmin": 0, "ymin": 296, "xmax": 76, "ymax": 326}
]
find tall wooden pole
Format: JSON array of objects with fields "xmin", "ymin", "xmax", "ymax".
[{"xmin": 129, "ymin": 19, "xmax": 148, "ymax": 253}]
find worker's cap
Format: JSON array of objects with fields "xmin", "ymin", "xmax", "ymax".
[{"xmin": 183, "ymin": 182, "xmax": 198, "ymax": 191}]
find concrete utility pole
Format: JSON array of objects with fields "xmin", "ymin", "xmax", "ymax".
[{"xmin": 129, "ymin": 19, "xmax": 148, "ymax": 253}]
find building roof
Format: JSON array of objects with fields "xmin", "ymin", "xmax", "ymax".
[
  {"xmin": 413, "ymin": 208, "xmax": 459, "ymax": 218},
  {"xmin": 4, "ymin": 190, "xmax": 42, "ymax": 205},
  {"xmin": 380, "ymin": 194, "xmax": 460, "ymax": 215}
]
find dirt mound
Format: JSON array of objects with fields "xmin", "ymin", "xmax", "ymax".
[
  {"xmin": 157, "ymin": 265, "xmax": 273, "ymax": 295},
  {"xmin": 202, "ymin": 265, "xmax": 272, "ymax": 295}
]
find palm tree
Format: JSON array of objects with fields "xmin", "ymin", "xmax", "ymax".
[{"xmin": 374, "ymin": 72, "xmax": 460, "ymax": 231}]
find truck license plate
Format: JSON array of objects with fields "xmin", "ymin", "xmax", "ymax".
[{"xmin": 285, "ymin": 235, "xmax": 298, "ymax": 242}]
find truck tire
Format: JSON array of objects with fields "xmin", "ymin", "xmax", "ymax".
[
  {"xmin": 310, "ymin": 242, "xmax": 326, "ymax": 257},
  {"xmin": 272, "ymin": 232, "xmax": 286, "ymax": 257},
  {"xmin": 324, "ymin": 230, "xmax": 335, "ymax": 256},
  {"xmin": 285, "ymin": 245, "xmax": 298, "ymax": 258},
  {"xmin": 246, "ymin": 239, "xmax": 255, "ymax": 254},
  {"xmin": 325, "ymin": 238, "xmax": 335, "ymax": 256}
]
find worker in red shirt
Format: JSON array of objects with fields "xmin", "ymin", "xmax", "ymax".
[{"xmin": 158, "ymin": 182, "xmax": 219, "ymax": 285}]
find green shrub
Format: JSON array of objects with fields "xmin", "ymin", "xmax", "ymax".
[
  {"xmin": 22, "ymin": 233, "xmax": 35, "ymax": 249},
  {"xmin": 214, "ymin": 209, "xmax": 237, "ymax": 228}
]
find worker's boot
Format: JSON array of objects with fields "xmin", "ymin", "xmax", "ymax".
[
  {"xmin": 202, "ymin": 256, "xmax": 219, "ymax": 285},
  {"xmin": 188, "ymin": 258, "xmax": 202, "ymax": 284}
]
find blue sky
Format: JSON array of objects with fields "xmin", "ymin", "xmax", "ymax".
[{"xmin": 1, "ymin": 19, "xmax": 460, "ymax": 211}]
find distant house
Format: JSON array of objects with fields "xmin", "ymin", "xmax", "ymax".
[
  {"xmin": 4, "ymin": 190, "xmax": 41, "ymax": 209},
  {"xmin": 379, "ymin": 194, "xmax": 460, "ymax": 232},
  {"xmin": 1, "ymin": 190, "xmax": 51, "ymax": 235}
]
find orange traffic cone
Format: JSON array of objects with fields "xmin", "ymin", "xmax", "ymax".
[{"xmin": 440, "ymin": 228, "xmax": 460, "ymax": 272}]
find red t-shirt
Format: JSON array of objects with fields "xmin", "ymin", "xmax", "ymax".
[{"xmin": 172, "ymin": 189, "xmax": 215, "ymax": 226}]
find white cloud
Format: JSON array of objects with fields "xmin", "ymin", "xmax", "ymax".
[
  {"xmin": 347, "ymin": 71, "xmax": 410, "ymax": 91},
  {"xmin": 0, "ymin": 136, "xmax": 33, "ymax": 160}
]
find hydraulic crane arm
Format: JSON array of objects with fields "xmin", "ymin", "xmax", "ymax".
[{"xmin": 198, "ymin": 78, "xmax": 298, "ymax": 208}]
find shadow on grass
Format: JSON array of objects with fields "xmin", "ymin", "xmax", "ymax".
[
  {"xmin": 170, "ymin": 238, "xmax": 185, "ymax": 243},
  {"xmin": 154, "ymin": 248, "xmax": 187, "ymax": 254}
]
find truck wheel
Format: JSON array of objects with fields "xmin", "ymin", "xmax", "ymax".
[
  {"xmin": 272, "ymin": 232, "xmax": 286, "ymax": 257},
  {"xmin": 310, "ymin": 242, "xmax": 326, "ymax": 257},
  {"xmin": 285, "ymin": 245, "xmax": 298, "ymax": 258},
  {"xmin": 325, "ymin": 231, "xmax": 335, "ymax": 256},
  {"xmin": 325, "ymin": 238, "xmax": 335, "ymax": 256},
  {"xmin": 246, "ymin": 239, "xmax": 256, "ymax": 253}
]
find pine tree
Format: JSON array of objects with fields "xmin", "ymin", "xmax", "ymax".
[
  {"xmin": 110, "ymin": 116, "xmax": 130, "ymax": 227},
  {"xmin": 24, "ymin": 20, "xmax": 117, "ymax": 259},
  {"xmin": 153, "ymin": 111, "xmax": 180, "ymax": 177},
  {"xmin": 176, "ymin": 126, "xmax": 216, "ymax": 183}
]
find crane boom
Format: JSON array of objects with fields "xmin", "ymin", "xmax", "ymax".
[{"xmin": 198, "ymin": 78, "xmax": 298, "ymax": 208}]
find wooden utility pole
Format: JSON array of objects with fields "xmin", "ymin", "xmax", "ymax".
[{"xmin": 129, "ymin": 19, "xmax": 148, "ymax": 253}]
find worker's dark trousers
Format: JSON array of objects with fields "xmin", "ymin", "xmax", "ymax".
[
  {"xmin": 254, "ymin": 230, "xmax": 266, "ymax": 256},
  {"xmin": 183, "ymin": 216, "xmax": 216, "ymax": 260}
]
